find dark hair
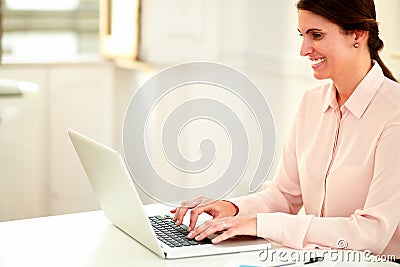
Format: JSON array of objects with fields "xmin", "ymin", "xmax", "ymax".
[{"xmin": 297, "ymin": 0, "xmax": 397, "ymax": 82}]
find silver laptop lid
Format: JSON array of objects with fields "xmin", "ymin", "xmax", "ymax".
[{"xmin": 68, "ymin": 129, "xmax": 165, "ymax": 258}]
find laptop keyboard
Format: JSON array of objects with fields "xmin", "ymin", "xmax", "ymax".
[{"xmin": 149, "ymin": 215, "xmax": 212, "ymax": 247}]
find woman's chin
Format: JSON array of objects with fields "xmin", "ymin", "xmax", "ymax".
[{"xmin": 313, "ymin": 72, "xmax": 329, "ymax": 80}]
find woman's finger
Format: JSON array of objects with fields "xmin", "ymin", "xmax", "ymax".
[
  {"xmin": 171, "ymin": 197, "xmax": 205, "ymax": 224},
  {"xmin": 171, "ymin": 206, "xmax": 189, "ymax": 225},
  {"xmin": 211, "ymin": 229, "xmax": 236, "ymax": 244},
  {"xmin": 188, "ymin": 218, "xmax": 226, "ymax": 240}
]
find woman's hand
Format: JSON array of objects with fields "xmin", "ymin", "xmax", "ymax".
[
  {"xmin": 187, "ymin": 215, "xmax": 257, "ymax": 244},
  {"xmin": 170, "ymin": 196, "xmax": 238, "ymax": 231}
]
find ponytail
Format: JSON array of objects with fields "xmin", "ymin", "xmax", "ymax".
[
  {"xmin": 367, "ymin": 22, "xmax": 398, "ymax": 82},
  {"xmin": 369, "ymin": 36, "xmax": 398, "ymax": 82}
]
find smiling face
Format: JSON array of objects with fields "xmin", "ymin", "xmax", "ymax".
[{"xmin": 298, "ymin": 10, "xmax": 357, "ymax": 81}]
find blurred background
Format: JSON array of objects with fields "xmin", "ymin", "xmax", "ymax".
[{"xmin": 0, "ymin": 0, "xmax": 399, "ymax": 221}]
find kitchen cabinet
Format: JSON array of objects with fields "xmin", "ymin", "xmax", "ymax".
[
  {"xmin": 0, "ymin": 67, "xmax": 47, "ymax": 221},
  {"xmin": 0, "ymin": 61, "xmax": 114, "ymax": 221}
]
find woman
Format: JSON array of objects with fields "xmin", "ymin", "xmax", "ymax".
[{"xmin": 172, "ymin": 0, "xmax": 400, "ymax": 259}]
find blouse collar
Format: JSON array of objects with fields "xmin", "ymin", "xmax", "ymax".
[{"xmin": 322, "ymin": 61, "xmax": 385, "ymax": 119}]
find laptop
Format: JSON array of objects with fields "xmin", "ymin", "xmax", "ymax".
[{"xmin": 68, "ymin": 129, "xmax": 269, "ymax": 259}]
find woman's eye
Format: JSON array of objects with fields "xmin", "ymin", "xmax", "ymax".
[{"xmin": 312, "ymin": 33, "xmax": 323, "ymax": 40}]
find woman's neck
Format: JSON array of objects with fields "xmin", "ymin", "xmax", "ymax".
[{"xmin": 333, "ymin": 58, "xmax": 373, "ymax": 107}]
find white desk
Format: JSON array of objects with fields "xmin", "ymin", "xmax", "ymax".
[{"xmin": 0, "ymin": 206, "xmax": 397, "ymax": 267}]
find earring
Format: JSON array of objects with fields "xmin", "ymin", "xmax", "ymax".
[{"xmin": 354, "ymin": 43, "xmax": 360, "ymax": 48}]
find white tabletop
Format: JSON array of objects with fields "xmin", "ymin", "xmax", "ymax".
[{"xmin": 0, "ymin": 206, "xmax": 397, "ymax": 267}]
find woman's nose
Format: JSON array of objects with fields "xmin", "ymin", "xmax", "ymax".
[{"xmin": 300, "ymin": 39, "xmax": 313, "ymax": 57}]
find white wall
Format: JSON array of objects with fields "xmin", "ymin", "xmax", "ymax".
[{"xmin": 375, "ymin": 0, "xmax": 400, "ymax": 78}]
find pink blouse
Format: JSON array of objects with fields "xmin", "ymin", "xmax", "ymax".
[{"xmin": 232, "ymin": 62, "xmax": 400, "ymax": 257}]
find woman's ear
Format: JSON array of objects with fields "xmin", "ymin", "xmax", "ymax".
[{"xmin": 353, "ymin": 30, "xmax": 369, "ymax": 45}]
